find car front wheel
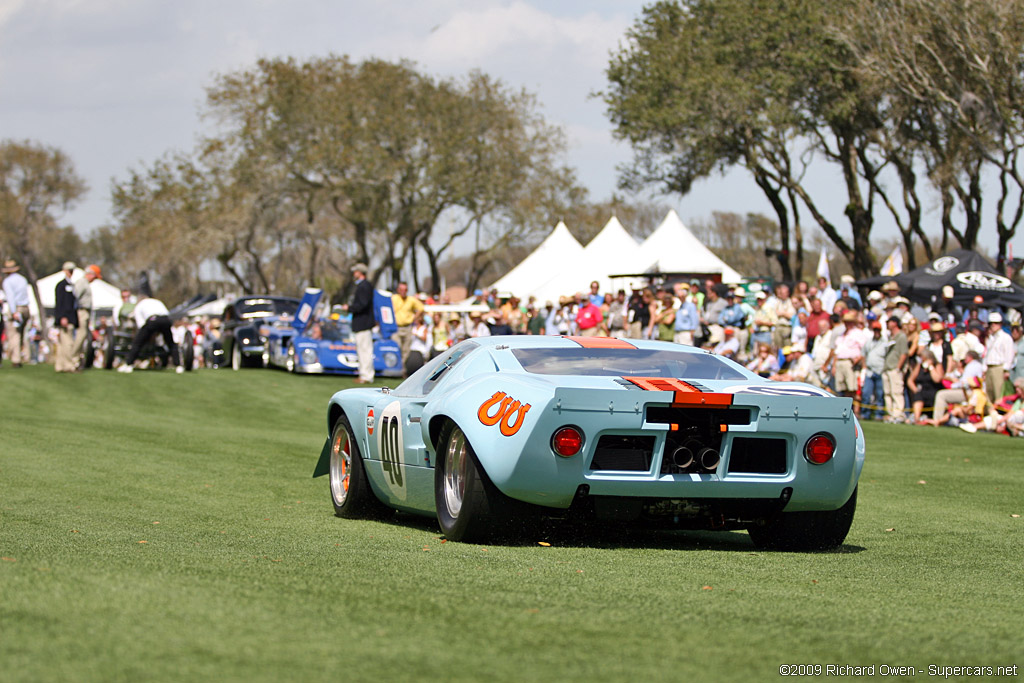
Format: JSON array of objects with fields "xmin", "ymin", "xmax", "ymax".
[
  {"xmin": 329, "ymin": 416, "xmax": 392, "ymax": 519},
  {"xmin": 748, "ymin": 487, "xmax": 857, "ymax": 551}
]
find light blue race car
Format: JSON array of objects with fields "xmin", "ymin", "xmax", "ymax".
[{"xmin": 313, "ymin": 335, "xmax": 865, "ymax": 549}]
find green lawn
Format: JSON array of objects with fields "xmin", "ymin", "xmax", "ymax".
[{"xmin": 1, "ymin": 365, "xmax": 1021, "ymax": 681}]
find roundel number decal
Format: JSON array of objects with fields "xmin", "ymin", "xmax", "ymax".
[{"xmin": 376, "ymin": 401, "xmax": 406, "ymax": 500}]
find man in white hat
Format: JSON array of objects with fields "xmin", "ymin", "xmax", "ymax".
[
  {"xmin": 53, "ymin": 261, "xmax": 79, "ymax": 372},
  {"xmin": 71, "ymin": 264, "xmax": 102, "ymax": 368},
  {"xmin": 2, "ymin": 258, "xmax": 32, "ymax": 367},
  {"xmin": 983, "ymin": 312, "xmax": 1014, "ymax": 403},
  {"xmin": 347, "ymin": 263, "xmax": 375, "ymax": 384}
]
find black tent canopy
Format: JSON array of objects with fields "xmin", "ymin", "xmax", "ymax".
[{"xmin": 857, "ymin": 249, "xmax": 1024, "ymax": 309}]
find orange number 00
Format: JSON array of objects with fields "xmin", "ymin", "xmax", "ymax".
[{"xmin": 477, "ymin": 391, "xmax": 531, "ymax": 436}]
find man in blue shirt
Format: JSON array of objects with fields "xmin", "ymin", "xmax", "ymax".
[
  {"xmin": 2, "ymin": 259, "xmax": 32, "ymax": 366},
  {"xmin": 720, "ymin": 289, "xmax": 749, "ymax": 358},
  {"xmin": 673, "ymin": 283, "xmax": 699, "ymax": 346}
]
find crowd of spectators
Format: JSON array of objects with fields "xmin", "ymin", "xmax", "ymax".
[
  {"xmin": 4, "ymin": 259, "xmax": 1024, "ymax": 436},
  {"xmin": 432, "ymin": 277, "xmax": 1024, "ymax": 436}
]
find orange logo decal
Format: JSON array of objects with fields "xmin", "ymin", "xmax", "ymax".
[{"xmin": 477, "ymin": 391, "xmax": 531, "ymax": 436}]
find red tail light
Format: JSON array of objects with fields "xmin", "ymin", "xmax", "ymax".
[
  {"xmin": 552, "ymin": 427, "xmax": 584, "ymax": 457},
  {"xmin": 804, "ymin": 433, "xmax": 836, "ymax": 464}
]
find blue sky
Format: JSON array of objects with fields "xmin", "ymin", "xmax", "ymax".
[{"xmin": 0, "ymin": 0, "xmax": 1013, "ymax": 260}]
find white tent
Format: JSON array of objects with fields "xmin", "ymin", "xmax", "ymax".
[
  {"xmin": 529, "ymin": 216, "xmax": 642, "ymax": 303},
  {"xmin": 487, "ymin": 220, "xmax": 583, "ymax": 297},
  {"xmin": 28, "ymin": 269, "xmax": 123, "ymax": 321},
  {"xmin": 186, "ymin": 296, "xmax": 235, "ymax": 318},
  {"xmin": 634, "ymin": 210, "xmax": 743, "ymax": 283}
]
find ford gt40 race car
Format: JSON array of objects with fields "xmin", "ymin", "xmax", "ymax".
[{"xmin": 313, "ymin": 336, "xmax": 865, "ymax": 550}]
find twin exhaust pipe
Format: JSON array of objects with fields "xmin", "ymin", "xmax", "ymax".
[{"xmin": 671, "ymin": 439, "xmax": 720, "ymax": 473}]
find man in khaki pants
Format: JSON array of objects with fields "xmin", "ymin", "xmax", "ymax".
[
  {"xmin": 2, "ymin": 259, "xmax": 32, "ymax": 366},
  {"xmin": 71, "ymin": 264, "xmax": 101, "ymax": 368},
  {"xmin": 54, "ymin": 261, "xmax": 78, "ymax": 372}
]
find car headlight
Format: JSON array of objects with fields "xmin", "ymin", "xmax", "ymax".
[
  {"xmin": 301, "ymin": 348, "xmax": 319, "ymax": 365},
  {"xmin": 383, "ymin": 352, "xmax": 399, "ymax": 368},
  {"xmin": 240, "ymin": 337, "xmax": 250, "ymax": 345}
]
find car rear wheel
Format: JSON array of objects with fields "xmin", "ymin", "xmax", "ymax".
[
  {"xmin": 748, "ymin": 487, "xmax": 857, "ymax": 551},
  {"xmin": 103, "ymin": 330, "xmax": 115, "ymax": 369},
  {"xmin": 329, "ymin": 415, "xmax": 392, "ymax": 519},
  {"xmin": 434, "ymin": 423, "xmax": 531, "ymax": 542},
  {"xmin": 182, "ymin": 331, "xmax": 194, "ymax": 371}
]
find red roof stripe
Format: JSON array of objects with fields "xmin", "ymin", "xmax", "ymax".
[{"xmin": 563, "ymin": 336, "xmax": 637, "ymax": 349}]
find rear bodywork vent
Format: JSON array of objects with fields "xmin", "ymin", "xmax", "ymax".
[
  {"xmin": 646, "ymin": 406, "xmax": 751, "ymax": 426},
  {"xmin": 590, "ymin": 435, "xmax": 655, "ymax": 471},
  {"xmin": 727, "ymin": 437, "xmax": 788, "ymax": 474},
  {"xmin": 646, "ymin": 406, "xmax": 752, "ymax": 475}
]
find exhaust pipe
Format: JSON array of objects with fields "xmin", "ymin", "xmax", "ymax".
[
  {"xmin": 672, "ymin": 444, "xmax": 695, "ymax": 469},
  {"xmin": 698, "ymin": 446, "xmax": 720, "ymax": 472}
]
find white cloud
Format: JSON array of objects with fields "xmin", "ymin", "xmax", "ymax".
[
  {"xmin": 0, "ymin": 0, "xmax": 25, "ymax": 26},
  {"xmin": 417, "ymin": 1, "xmax": 627, "ymax": 70}
]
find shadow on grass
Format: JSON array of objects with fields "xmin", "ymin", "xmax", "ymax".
[{"xmin": 382, "ymin": 512, "xmax": 866, "ymax": 554}]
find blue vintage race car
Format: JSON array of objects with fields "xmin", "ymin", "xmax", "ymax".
[
  {"xmin": 313, "ymin": 335, "xmax": 865, "ymax": 549},
  {"xmin": 264, "ymin": 288, "xmax": 403, "ymax": 377}
]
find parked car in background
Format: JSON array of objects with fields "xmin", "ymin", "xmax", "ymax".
[
  {"xmin": 265, "ymin": 288, "xmax": 402, "ymax": 376},
  {"xmin": 211, "ymin": 296, "xmax": 300, "ymax": 370}
]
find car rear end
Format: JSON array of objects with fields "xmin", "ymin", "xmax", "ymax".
[{"xmin": 493, "ymin": 381, "xmax": 863, "ymax": 530}]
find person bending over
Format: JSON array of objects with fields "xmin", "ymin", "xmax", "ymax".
[{"xmin": 117, "ymin": 296, "xmax": 182, "ymax": 374}]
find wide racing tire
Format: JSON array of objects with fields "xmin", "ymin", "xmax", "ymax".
[
  {"xmin": 329, "ymin": 415, "xmax": 392, "ymax": 519},
  {"xmin": 434, "ymin": 422, "xmax": 535, "ymax": 543},
  {"xmin": 748, "ymin": 487, "xmax": 857, "ymax": 551},
  {"xmin": 103, "ymin": 331, "xmax": 115, "ymax": 370},
  {"xmin": 182, "ymin": 331, "xmax": 194, "ymax": 371}
]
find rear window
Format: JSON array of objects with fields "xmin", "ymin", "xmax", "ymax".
[
  {"xmin": 511, "ymin": 347, "xmax": 747, "ymax": 381},
  {"xmin": 237, "ymin": 298, "xmax": 299, "ymax": 319}
]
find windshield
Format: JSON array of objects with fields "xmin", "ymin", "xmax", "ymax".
[
  {"xmin": 392, "ymin": 342, "xmax": 479, "ymax": 397},
  {"xmin": 511, "ymin": 347, "xmax": 747, "ymax": 381},
  {"xmin": 315, "ymin": 318, "xmax": 352, "ymax": 342},
  {"xmin": 237, "ymin": 298, "xmax": 299, "ymax": 319}
]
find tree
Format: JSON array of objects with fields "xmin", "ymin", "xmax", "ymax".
[
  {"xmin": 604, "ymin": 0, "xmax": 909, "ymax": 278},
  {"xmin": 0, "ymin": 139, "xmax": 87, "ymax": 329},
  {"xmin": 839, "ymin": 0, "xmax": 1024, "ymax": 267},
  {"xmin": 204, "ymin": 56, "xmax": 582, "ymax": 296}
]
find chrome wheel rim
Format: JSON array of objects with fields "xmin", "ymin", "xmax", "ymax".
[
  {"xmin": 443, "ymin": 428, "xmax": 468, "ymax": 518},
  {"xmin": 329, "ymin": 425, "xmax": 352, "ymax": 506}
]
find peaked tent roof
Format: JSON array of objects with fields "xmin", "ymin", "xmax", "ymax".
[
  {"xmin": 487, "ymin": 221, "xmax": 583, "ymax": 296},
  {"xmin": 857, "ymin": 249, "xmax": 1024, "ymax": 309},
  {"xmin": 633, "ymin": 210, "xmax": 743, "ymax": 283},
  {"xmin": 529, "ymin": 216, "xmax": 642, "ymax": 303}
]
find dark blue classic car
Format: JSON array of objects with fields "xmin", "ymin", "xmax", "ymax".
[
  {"xmin": 265, "ymin": 288, "xmax": 403, "ymax": 377},
  {"xmin": 211, "ymin": 295, "xmax": 301, "ymax": 370}
]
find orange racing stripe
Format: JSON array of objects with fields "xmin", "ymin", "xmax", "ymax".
[
  {"xmin": 563, "ymin": 336, "xmax": 637, "ymax": 349},
  {"xmin": 622, "ymin": 376, "xmax": 734, "ymax": 407}
]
